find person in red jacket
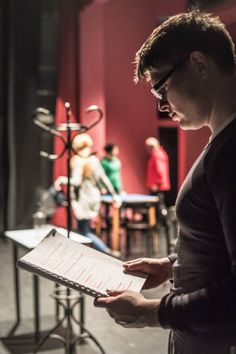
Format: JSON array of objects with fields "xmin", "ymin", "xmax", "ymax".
[
  {"xmin": 145, "ymin": 136, "xmax": 171, "ymax": 225},
  {"xmin": 145, "ymin": 136, "xmax": 171, "ymax": 193}
]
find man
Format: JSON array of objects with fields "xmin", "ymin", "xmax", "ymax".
[
  {"xmin": 94, "ymin": 9, "xmax": 236, "ymax": 354},
  {"xmin": 145, "ymin": 136, "xmax": 170, "ymax": 225},
  {"xmin": 145, "ymin": 136, "xmax": 170, "ymax": 196}
]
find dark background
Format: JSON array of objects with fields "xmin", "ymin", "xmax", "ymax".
[{"xmin": 0, "ymin": 0, "xmax": 59, "ymax": 234}]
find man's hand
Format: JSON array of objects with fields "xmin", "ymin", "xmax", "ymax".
[
  {"xmin": 94, "ymin": 290, "xmax": 160, "ymax": 328},
  {"xmin": 124, "ymin": 257, "xmax": 173, "ymax": 289},
  {"xmin": 54, "ymin": 176, "xmax": 68, "ymax": 191},
  {"xmin": 112, "ymin": 194, "xmax": 122, "ymax": 208},
  {"xmin": 150, "ymin": 185, "xmax": 159, "ymax": 192}
]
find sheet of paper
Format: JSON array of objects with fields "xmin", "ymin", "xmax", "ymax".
[{"xmin": 20, "ymin": 230, "xmax": 146, "ymax": 295}]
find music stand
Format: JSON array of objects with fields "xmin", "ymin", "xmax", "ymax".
[{"xmin": 32, "ymin": 102, "xmax": 105, "ymax": 354}]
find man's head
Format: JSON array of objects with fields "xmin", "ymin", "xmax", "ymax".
[
  {"xmin": 134, "ymin": 9, "xmax": 236, "ymax": 131},
  {"xmin": 145, "ymin": 137, "xmax": 160, "ymax": 153},
  {"xmin": 135, "ymin": 9, "xmax": 235, "ymax": 83},
  {"xmin": 104, "ymin": 143, "xmax": 119, "ymax": 157},
  {"xmin": 72, "ymin": 133, "xmax": 93, "ymax": 157}
]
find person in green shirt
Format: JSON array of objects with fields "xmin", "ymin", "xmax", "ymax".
[{"xmin": 101, "ymin": 143, "xmax": 122, "ymax": 194}]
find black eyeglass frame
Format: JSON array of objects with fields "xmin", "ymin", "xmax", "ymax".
[{"xmin": 151, "ymin": 57, "xmax": 188, "ymax": 100}]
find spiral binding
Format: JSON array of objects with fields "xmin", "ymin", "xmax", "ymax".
[{"xmin": 17, "ymin": 259, "xmax": 106, "ymax": 298}]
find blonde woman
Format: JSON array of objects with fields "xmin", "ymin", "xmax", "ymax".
[{"xmin": 55, "ymin": 133, "xmax": 120, "ymax": 255}]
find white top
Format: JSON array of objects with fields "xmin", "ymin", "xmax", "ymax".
[
  {"xmin": 5, "ymin": 225, "xmax": 91, "ymax": 250},
  {"xmin": 58, "ymin": 154, "xmax": 116, "ymax": 220},
  {"xmin": 71, "ymin": 154, "xmax": 115, "ymax": 220}
]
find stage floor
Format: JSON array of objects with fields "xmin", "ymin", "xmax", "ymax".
[{"xmin": 0, "ymin": 229, "xmax": 170, "ymax": 354}]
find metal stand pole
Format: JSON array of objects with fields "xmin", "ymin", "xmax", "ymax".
[{"xmin": 32, "ymin": 102, "xmax": 105, "ymax": 354}]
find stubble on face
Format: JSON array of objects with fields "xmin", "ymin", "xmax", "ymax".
[{"xmin": 163, "ymin": 69, "xmax": 211, "ymax": 130}]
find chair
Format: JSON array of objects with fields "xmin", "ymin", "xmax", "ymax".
[{"xmin": 124, "ymin": 204, "xmax": 157, "ymax": 258}]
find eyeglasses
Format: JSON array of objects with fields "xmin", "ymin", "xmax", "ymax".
[{"xmin": 150, "ymin": 57, "xmax": 188, "ymax": 100}]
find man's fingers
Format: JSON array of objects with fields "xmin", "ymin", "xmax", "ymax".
[
  {"xmin": 94, "ymin": 290, "xmax": 123, "ymax": 308},
  {"xmin": 124, "ymin": 258, "xmax": 143, "ymax": 265},
  {"xmin": 115, "ymin": 319, "xmax": 129, "ymax": 326},
  {"xmin": 124, "ymin": 261, "xmax": 146, "ymax": 271},
  {"xmin": 106, "ymin": 289, "xmax": 124, "ymax": 296},
  {"xmin": 94, "ymin": 297, "xmax": 109, "ymax": 308}
]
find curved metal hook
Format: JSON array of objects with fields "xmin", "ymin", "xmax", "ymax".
[
  {"xmin": 70, "ymin": 105, "xmax": 103, "ymax": 155},
  {"xmin": 55, "ymin": 103, "xmax": 87, "ymax": 132},
  {"xmin": 84, "ymin": 105, "xmax": 103, "ymax": 131},
  {"xmin": 40, "ymin": 147, "xmax": 67, "ymax": 160},
  {"xmin": 32, "ymin": 104, "xmax": 103, "ymax": 160},
  {"xmin": 32, "ymin": 107, "xmax": 66, "ymax": 160}
]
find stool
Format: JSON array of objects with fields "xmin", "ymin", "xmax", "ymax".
[{"xmin": 125, "ymin": 221, "xmax": 156, "ymax": 257}]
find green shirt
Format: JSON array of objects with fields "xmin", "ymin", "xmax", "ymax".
[{"xmin": 101, "ymin": 157, "xmax": 122, "ymax": 193}]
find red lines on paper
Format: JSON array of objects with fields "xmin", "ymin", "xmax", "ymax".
[{"xmin": 41, "ymin": 242, "xmax": 63, "ymax": 265}]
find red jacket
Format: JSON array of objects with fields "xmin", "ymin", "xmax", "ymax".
[{"xmin": 147, "ymin": 146, "xmax": 171, "ymax": 191}]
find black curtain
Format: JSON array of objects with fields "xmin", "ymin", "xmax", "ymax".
[
  {"xmin": 1, "ymin": 0, "xmax": 41, "ymax": 232},
  {"xmin": 0, "ymin": 0, "xmax": 8, "ymax": 236},
  {"xmin": 0, "ymin": 0, "xmax": 95, "ymax": 234}
]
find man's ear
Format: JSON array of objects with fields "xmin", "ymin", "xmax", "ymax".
[{"xmin": 190, "ymin": 51, "xmax": 208, "ymax": 79}]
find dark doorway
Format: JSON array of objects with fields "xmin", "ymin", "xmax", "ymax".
[{"xmin": 159, "ymin": 127, "xmax": 178, "ymax": 207}]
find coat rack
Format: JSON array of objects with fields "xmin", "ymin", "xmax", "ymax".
[{"xmin": 32, "ymin": 102, "xmax": 105, "ymax": 354}]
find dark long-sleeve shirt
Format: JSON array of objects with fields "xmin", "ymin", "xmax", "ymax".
[{"xmin": 159, "ymin": 117, "xmax": 236, "ymax": 344}]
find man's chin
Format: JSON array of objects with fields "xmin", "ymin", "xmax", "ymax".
[{"xmin": 179, "ymin": 120, "xmax": 204, "ymax": 130}]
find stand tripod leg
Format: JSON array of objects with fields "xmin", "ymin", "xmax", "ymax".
[
  {"xmin": 33, "ymin": 316, "xmax": 65, "ymax": 353},
  {"xmin": 65, "ymin": 295, "xmax": 73, "ymax": 354},
  {"xmin": 33, "ymin": 275, "xmax": 40, "ymax": 343},
  {"xmin": 78, "ymin": 325, "xmax": 106, "ymax": 354},
  {"xmin": 70, "ymin": 309, "xmax": 106, "ymax": 354}
]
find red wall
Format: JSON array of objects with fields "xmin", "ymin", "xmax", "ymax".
[
  {"xmin": 79, "ymin": 1, "xmax": 236, "ymax": 194},
  {"xmin": 80, "ymin": 0, "xmax": 187, "ymax": 194},
  {"xmin": 79, "ymin": 4, "xmax": 106, "ymax": 152}
]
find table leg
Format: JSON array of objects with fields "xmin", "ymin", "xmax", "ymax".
[
  {"xmin": 6, "ymin": 245, "xmax": 21, "ymax": 336},
  {"xmin": 111, "ymin": 207, "xmax": 120, "ymax": 251},
  {"xmin": 33, "ymin": 275, "xmax": 40, "ymax": 343},
  {"xmin": 55, "ymin": 283, "xmax": 60, "ymax": 320},
  {"xmin": 14, "ymin": 245, "xmax": 20, "ymax": 322},
  {"xmin": 148, "ymin": 206, "xmax": 156, "ymax": 227},
  {"xmin": 149, "ymin": 206, "xmax": 158, "ymax": 254}
]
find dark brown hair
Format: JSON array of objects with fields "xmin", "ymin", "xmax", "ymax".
[
  {"xmin": 134, "ymin": 9, "xmax": 236, "ymax": 82},
  {"xmin": 104, "ymin": 143, "xmax": 118, "ymax": 154}
]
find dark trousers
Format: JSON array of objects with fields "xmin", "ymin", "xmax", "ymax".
[{"xmin": 168, "ymin": 331, "xmax": 236, "ymax": 354}]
